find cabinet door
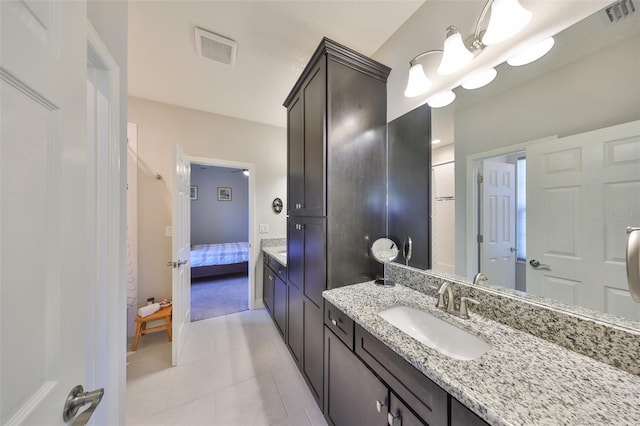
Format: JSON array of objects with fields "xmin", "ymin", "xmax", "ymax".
[
  {"xmin": 288, "ymin": 216, "xmax": 326, "ymax": 307},
  {"xmin": 263, "ymin": 262, "xmax": 274, "ymax": 315},
  {"xmin": 288, "ymin": 94, "xmax": 304, "ymax": 214},
  {"xmin": 302, "ymin": 60, "xmax": 326, "ymax": 217},
  {"xmin": 287, "ymin": 218, "xmax": 304, "ymax": 290},
  {"xmin": 303, "ymin": 217, "xmax": 326, "ymax": 308},
  {"xmin": 324, "ymin": 327, "xmax": 387, "ymax": 426},
  {"xmin": 387, "ymin": 104, "xmax": 432, "ymax": 270},
  {"xmin": 287, "ymin": 280, "xmax": 303, "ymax": 367},
  {"xmin": 273, "ymin": 274, "xmax": 287, "ymax": 339},
  {"xmin": 303, "ymin": 299, "xmax": 324, "ymax": 407},
  {"xmin": 388, "ymin": 393, "xmax": 424, "ymax": 426},
  {"xmin": 450, "ymin": 397, "xmax": 489, "ymax": 426}
]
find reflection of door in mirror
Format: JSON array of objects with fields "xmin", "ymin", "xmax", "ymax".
[
  {"xmin": 480, "ymin": 159, "xmax": 516, "ymax": 290},
  {"xmin": 527, "ymin": 121, "xmax": 640, "ymax": 318},
  {"xmin": 432, "ymin": 162, "xmax": 455, "ymax": 273}
]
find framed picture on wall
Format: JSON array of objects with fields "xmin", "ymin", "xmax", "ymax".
[
  {"xmin": 217, "ymin": 187, "xmax": 232, "ymax": 201},
  {"xmin": 190, "ymin": 186, "xmax": 198, "ymax": 200}
]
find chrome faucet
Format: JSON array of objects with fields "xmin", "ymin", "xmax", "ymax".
[
  {"xmin": 473, "ymin": 273, "xmax": 488, "ymax": 285},
  {"xmin": 436, "ymin": 281, "xmax": 479, "ymax": 320},
  {"xmin": 437, "ymin": 282, "xmax": 455, "ymax": 312}
]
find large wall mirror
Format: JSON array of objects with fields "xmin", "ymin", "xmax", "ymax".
[{"xmin": 425, "ymin": 1, "xmax": 640, "ymax": 327}]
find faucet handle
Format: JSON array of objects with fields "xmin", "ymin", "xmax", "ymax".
[{"xmin": 459, "ymin": 297, "xmax": 479, "ymax": 319}]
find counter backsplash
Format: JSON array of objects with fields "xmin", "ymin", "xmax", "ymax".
[
  {"xmin": 385, "ymin": 263, "xmax": 640, "ymax": 376},
  {"xmin": 261, "ymin": 237, "xmax": 286, "ymax": 248}
]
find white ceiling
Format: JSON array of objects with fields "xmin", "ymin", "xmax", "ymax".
[{"xmin": 128, "ymin": 0, "xmax": 426, "ymax": 128}]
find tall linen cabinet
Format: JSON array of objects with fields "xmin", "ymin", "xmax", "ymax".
[{"xmin": 283, "ymin": 38, "xmax": 390, "ymax": 408}]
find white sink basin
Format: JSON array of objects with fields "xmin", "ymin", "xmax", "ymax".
[{"xmin": 378, "ymin": 306, "xmax": 491, "ymax": 361}]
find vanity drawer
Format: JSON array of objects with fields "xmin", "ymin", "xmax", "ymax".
[
  {"xmin": 268, "ymin": 255, "xmax": 287, "ymax": 278},
  {"xmin": 324, "ymin": 301, "xmax": 354, "ymax": 350},
  {"xmin": 355, "ymin": 324, "xmax": 447, "ymax": 426}
]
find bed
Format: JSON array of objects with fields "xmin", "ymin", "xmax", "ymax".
[{"xmin": 190, "ymin": 242, "xmax": 249, "ymax": 279}]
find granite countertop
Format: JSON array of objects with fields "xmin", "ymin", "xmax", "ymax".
[
  {"xmin": 323, "ymin": 282, "xmax": 640, "ymax": 426},
  {"xmin": 262, "ymin": 245, "xmax": 287, "ymax": 267}
]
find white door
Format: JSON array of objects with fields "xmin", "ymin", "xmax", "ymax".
[
  {"xmin": 480, "ymin": 161, "xmax": 516, "ymax": 288},
  {"xmin": 432, "ymin": 163, "xmax": 455, "ymax": 274},
  {"xmin": 172, "ymin": 145, "xmax": 191, "ymax": 366},
  {"xmin": 527, "ymin": 121, "xmax": 640, "ymax": 319},
  {"xmin": 1, "ymin": 1, "xmax": 110, "ymax": 424}
]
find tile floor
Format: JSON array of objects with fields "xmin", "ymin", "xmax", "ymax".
[{"xmin": 126, "ymin": 309, "xmax": 327, "ymax": 426}]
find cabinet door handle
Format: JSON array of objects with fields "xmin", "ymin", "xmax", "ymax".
[
  {"xmin": 376, "ymin": 399, "xmax": 388, "ymax": 413},
  {"xmin": 387, "ymin": 411, "xmax": 401, "ymax": 426}
]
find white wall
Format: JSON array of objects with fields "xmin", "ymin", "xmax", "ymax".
[
  {"xmin": 191, "ymin": 166, "xmax": 249, "ymax": 245},
  {"xmin": 128, "ymin": 96, "xmax": 287, "ymax": 309}
]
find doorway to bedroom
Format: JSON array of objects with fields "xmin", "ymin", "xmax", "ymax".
[{"xmin": 190, "ymin": 163, "xmax": 250, "ymax": 321}]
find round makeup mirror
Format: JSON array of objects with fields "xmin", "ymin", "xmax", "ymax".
[{"xmin": 371, "ymin": 238, "xmax": 399, "ymax": 286}]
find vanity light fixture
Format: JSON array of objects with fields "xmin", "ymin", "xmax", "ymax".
[
  {"xmin": 461, "ymin": 68, "xmax": 498, "ymax": 89},
  {"xmin": 431, "ymin": 139, "xmax": 442, "ymax": 145},
  {"xmin": 404, "ymin": 50, "xmax": 441, "ymax": 97},
  {"xmin": 482, "ymin": 0, "xmax": 532, "ymax": 45},
  {"xmin": 427, "ymin": 90, "xmax": 456, "ymax": 108},
  {"xmin": 507, "ymin": 37, "xmax": 555, "ymax": 66},
  {"xmin": 404, "ymin": 0, "xmax": 533, "ymax": 100},
  {"xmin": 437, "ymin": 26, "xmax": 474, "ymax": 75},
  {"xmin": 436, "ymin": 0, "xmax": 531, "ymax": 75},
  {"xmin": 242, "ymin": 169, "xmax": 250, "ymax": 176}
]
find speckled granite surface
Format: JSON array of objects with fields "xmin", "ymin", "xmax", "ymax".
[
  {"xmin": 261, "ymin": 237, "xmax": 286, "ymax": 248},
  {"xmin": 262, "ymin": 245, "xmax": 287, "ymax": 267},
  {"xmin": 386, "ymin": 263, "xmax": 640, "ymax": 376},
  {"xmin": 324, "ymin": 282, "xmax": 640, "ymax": 426}
]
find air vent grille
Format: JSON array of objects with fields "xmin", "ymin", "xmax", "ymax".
[
  {"xmin": 195, "ymin": 27, "xmax": 237, "ymax": 66},
  {"xmin": 606, "ymin": 0, "xmax": 636, "ymax": 23}
]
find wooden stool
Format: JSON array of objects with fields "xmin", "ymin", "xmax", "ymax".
[{"xmin": 132, "ymin": 305, "xmax": 172, "ymax": 351}]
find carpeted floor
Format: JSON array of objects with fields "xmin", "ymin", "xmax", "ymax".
[{"xmin": 190, "ymin": 272, "xmax": 249, "ymax": 321}]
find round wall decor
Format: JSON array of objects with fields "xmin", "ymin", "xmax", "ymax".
[{"xmin": 272, "ymin": 197, "xmax": 283, "ymax": 214}]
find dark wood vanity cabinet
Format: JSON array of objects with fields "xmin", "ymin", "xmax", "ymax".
[
  {"xmin": 324, "ymin": 301, "xmax": 488, "ymax": 426},
  {"xmin": 287, "ymin": 62, "xmax": 326, "ymax": 218},
  {"xmin": 387, "ymin": 104, "xmax": 432, "ymax": 270},
  {"xmin": 284, "ymin": 37, "xmax": 391, "ymax": 411},
  {"xmin": 273, "ymin": 274, "xmax": 287, "ymax": 338},
  {"xmin": 262, "ymin": 253, "xmax": 287, "ymax": 339},
  {"xmin": 324, "ymin": 327, "xmax": 388, "ymax": 426},
  {"xmin": 262, "ymin": 259, "xmax": 274, "ymax": 315},
  {"xmin": 303, "ymin": 299, "xmax": 324, "ymax": 404},
  {"xmin": 451, "ymin": 397, "xmax": 489, "ymax": 426},
  {"xmin": 287, "ymin": 280, "xmax": 303, "ymax": 367}
]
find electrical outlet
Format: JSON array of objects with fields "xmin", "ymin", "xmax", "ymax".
[
  {"xmin": 165, "ymin": 226, "xmax": 172, "ymax": 237},
  {"xmin": 259, "ymin": 224, "xmax": 269, "ymax": 234}
]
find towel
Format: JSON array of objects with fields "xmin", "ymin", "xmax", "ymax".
[{"xmin": 138, "ymin": 303, "xmax": 160, "ymax": 318}]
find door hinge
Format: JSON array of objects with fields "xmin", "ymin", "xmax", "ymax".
[
  {"xmin": 477, "ymin": 235, "xmax": 483, "ymax": 243},
  {"xmin": 477, "ymin": 174, "xmax": 483, "ymax": 184}
]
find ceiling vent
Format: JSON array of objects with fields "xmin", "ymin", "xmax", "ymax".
[
  {"xmin": 194, "ymin": 27, "xmax": 237, "ymax": 66},
  {"xmin": 605, "ymin": 0, "xmax": 636, "ymax": 22}
]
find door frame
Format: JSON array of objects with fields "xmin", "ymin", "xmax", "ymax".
[
  {"xmin": 464, "ymin": 136, "xmax": 556, "ymax": 278},
  {"xmin": 86, "ymin": 22, "xmax": 125, "ymax": 424},
  {"xmin": 187, "ymin": 156, "xmax": 256, "ymax": 310}
]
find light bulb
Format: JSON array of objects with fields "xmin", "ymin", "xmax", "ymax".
[
  {"xmin": 437, "ymin": 26, "xmax": 473, "ymax": 75},
  {"xmin": 404, "ymin": 63, "xmax": 432, "ymax": 97},
  {"xmin": 462, "ymin": 68, "xmax": 497, "ymax": 90},
  {"xmin": 427, "ymin": 91, "xmax": 456, "ymax": 108},
  {"xmin": 507, "ymin": 37, "xmax": 555, "ymax": 66},
  {"xmin": 482, "ymin": 0, "xmax": 532, "ymax": 46}
]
